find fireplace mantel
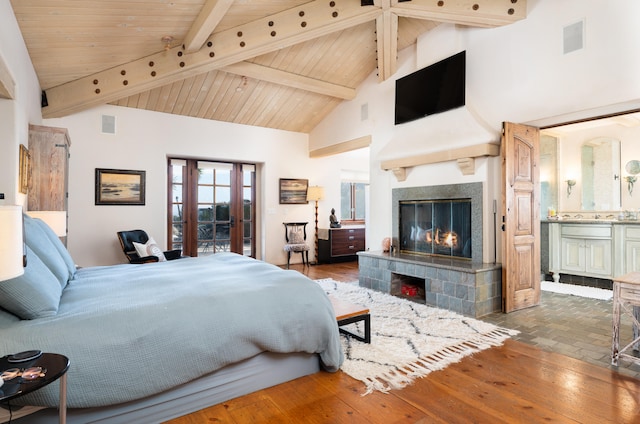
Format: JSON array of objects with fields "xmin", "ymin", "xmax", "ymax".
[{"xmin": 380, "ymin": 143, "xmax": 500, "ymax": 181}]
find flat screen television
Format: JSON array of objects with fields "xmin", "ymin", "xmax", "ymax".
[{"xmin": 394, "ymin": 51, "xmax": 465, "ymax": 125}]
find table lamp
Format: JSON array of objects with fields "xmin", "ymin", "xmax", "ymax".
[
  {"xmin": 27, "ymin": 211, "xmax": 67, "ymax": 237},
  {"xmin": 306, "ymin": 186, "xmax": 324, "ymax": 264},
  {"xmin": 0, "ymin": 205, "xmax": 25, "ymax": 280}
]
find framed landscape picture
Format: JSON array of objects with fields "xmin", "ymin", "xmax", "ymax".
[
  {"xmin": 95, "ymin": 168, "xmax": 146, "ymax": 205},
  {"xmin": 19, "ymin": 144, "xmax": 30, "ymax": 194},
  {"xmin": 279, "ymin": 178, "xmax": 308, "ymax": 204}
]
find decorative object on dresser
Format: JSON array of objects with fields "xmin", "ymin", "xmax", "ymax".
[
  {"xmin": 318, "ymin": 227, "xmax": 365, "ymax": 264},
  {"xmin": 95, "ymin": 168, "xmax": 146, "ymax": 205},
  {"xmin": 306, "ymin": 186, "xmax": 324, "ymax": 263}
]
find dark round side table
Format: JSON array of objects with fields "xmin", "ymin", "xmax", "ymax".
[{"xmin": 0, "ymin": 352, "xmax": 70, "ymax": 423}]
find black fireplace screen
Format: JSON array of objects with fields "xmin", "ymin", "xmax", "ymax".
[{"xmin": 399, "ymin": 199, "xmax": 471, "ymax": 259}]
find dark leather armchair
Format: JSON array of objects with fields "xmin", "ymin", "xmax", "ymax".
[{"xmin": 117, "ymin": 229, "xmax": 182, "ymax": 264}]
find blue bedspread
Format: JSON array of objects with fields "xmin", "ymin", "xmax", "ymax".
[{"xmin": 0, "ymin": 253, "xmax": 343, "ymax": 408}]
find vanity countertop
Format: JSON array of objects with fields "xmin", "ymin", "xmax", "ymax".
[{"xmin": 542, "ymin": 218, "xmax": 640, "ymax": 225}]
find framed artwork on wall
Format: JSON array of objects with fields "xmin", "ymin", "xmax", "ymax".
[
  {"xmin": 279, "ymin": 178, "xmax": 309, "ymax": 204},
  {"xmin": 19, "ymin": 144, "xmax": 30, "ymax": 194},
  {"xmin": 95, "ymin": 168, "xmax": 146, "ymax": 205}
]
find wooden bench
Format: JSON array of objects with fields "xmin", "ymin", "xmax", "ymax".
[{"xmin": 329, "ymin": 296, "xmax": 370, "ymax": 343}]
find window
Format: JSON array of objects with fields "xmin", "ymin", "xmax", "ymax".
[{"xmin": 340, "ymin": 182, "xmax": 366, "ymax": 223}]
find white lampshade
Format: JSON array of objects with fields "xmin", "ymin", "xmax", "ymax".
[
  {"xmin": 307, "ymin": 186, "xmax": 325, "ymax": 202},
  {"xmin": 27, "ymin": 211, "xmax": 67, "ymax": 237},
  {"xmin": 0, "ymin": 205, "xmax": 25, "ymax": 281}
]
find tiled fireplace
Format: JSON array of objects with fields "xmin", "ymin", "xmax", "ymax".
[{"xmin": 358, "ymin": 183, "xmax": 502, "ymax": 318}]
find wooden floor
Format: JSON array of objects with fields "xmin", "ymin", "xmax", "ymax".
[{"xmin": 166, "ymin": 262, "xmax": 640, "ymax": 424}]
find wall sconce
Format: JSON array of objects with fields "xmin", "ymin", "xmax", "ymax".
[
  {"xmin": 566, "ymin": 179, "xmax": 576, "ymax": 197},
  {"xmin": 625, "ymin": 176, "xmax": 637, "ymax": 196}
]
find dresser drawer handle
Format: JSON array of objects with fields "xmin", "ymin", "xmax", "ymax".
[
  {"xmin": 348, "ymin": 229, "xmax": 355, "ymax": 233},
  {"xmin": 348, "ymin": 245, "xmax": 355, "ymax": 249},
  {"xmin": 348, "ymin": 236, "xmax": 355, "ymax": 240}
]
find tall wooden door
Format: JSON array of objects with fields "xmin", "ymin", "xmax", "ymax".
[
  {"xmin": 168, "ymin": 159, "xmax": 256, "ymax": 258},
  {"xmin": 502, "ymin": 122, "xmax": 540, "ymax": 312}
]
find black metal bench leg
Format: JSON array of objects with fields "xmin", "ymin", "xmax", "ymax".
[{"xmin": 337, "ymin": 313, "xmax": 371, "ymax": 343}]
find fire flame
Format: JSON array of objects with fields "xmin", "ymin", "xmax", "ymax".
[{"xmin": 428, "ymin": 228, "xmax": 458, "ymax": 248}]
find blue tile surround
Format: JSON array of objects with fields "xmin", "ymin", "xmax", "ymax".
[{"xmin": 358, "ymin": 251, "xmax": 502, "ymax": 318}]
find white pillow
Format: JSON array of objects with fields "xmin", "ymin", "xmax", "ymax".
[
  {"xmin": 288, "ymin": 228, "xmax": 305, "ymax": 244},
  {"xmin": 132, "ymin": 237, "xmax": 167, "ymax": 261}
]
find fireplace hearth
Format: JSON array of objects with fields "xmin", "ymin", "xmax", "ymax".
[{"xmin": 358, "ymin": 183, "xmax": 502, "ymax": 318}]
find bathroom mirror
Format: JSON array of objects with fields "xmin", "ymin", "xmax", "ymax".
[{"xmin": 581, "ymin": 137, "xmax": 621, "ymax": 211}]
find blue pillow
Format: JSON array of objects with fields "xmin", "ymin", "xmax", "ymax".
[
  {"xmin": 31, "ymin": 216, "xmax": 76, "ymax": 283},
  {"xmin": 23, "ymin": 214, "xmax": 71, "ymax": 289},
  {"xmin": 0, "ymin": 245, "xmax": 62, "ymax": 319}
]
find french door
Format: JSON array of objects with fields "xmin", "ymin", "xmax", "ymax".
[{"xmin": 168, "ymin": 158, "xmax": 255, "ymax": 258}]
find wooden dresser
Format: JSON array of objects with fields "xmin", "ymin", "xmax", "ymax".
[{"xmin": 318, "ymin": 227, "xmax": 365, "ymax": 264}]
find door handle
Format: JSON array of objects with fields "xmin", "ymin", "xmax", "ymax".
[{"xmin": 230, "ymin": 216, "xmax": 235, "ymax": 228}]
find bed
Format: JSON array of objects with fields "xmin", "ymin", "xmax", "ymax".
[{"xmin": 0, "ymin": 215, "xmax": 343, "ymax": 423}]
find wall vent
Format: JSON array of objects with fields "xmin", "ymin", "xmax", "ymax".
[
  {"xmin": 101, "ymin": 115, "xmax": 116, "ymax": 134},
  {"xmin": 563, "ymin": 19, "xmax": 584, "ymax": 54}
]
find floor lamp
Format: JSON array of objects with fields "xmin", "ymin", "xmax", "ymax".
[{"xmin": 306, "ymin": 186, "xmax": 324, "ymax": 265}]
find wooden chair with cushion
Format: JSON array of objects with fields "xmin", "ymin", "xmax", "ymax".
[{"xmin": 283, "ymin": 222, "xmax": 309, "ymax": 269}]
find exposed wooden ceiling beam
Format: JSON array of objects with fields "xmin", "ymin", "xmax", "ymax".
[
  {"xmin": 376, "ymin": 10, "xmax": 398, "ymax": 82},
  {"xmin": 223, "ymin": 62, "xmax": 355, "ymax": 100},
  {"xmin": 42, "ymin": 0, "xmax": 380, "ymax": 118},
  {"xmin": 183, "ymin": 0, "xmax": 235, "ymax": 53},
  {"xmin": 309, "ymin": 135, "xmax": 371, "ymax": 158},
  {"xmin": 392, "ymin": 0, "xmax": 526, "ymax": 27},
  {"xmin": 41, "ymin": 0, "xmax": 526, "ymax": 118}
]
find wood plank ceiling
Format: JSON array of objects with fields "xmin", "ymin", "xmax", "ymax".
[{"xmin": 10, "ymin": 0, "xmax": 526, "ymax": 133}]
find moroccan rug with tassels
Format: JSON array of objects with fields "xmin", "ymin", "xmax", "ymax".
[{"xmin": 315, "ymin": 279, "xmax": 518, "ymax": 395}]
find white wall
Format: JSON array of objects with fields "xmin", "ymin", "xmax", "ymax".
[
  {"xmin": 0, "ymin": 3, "xmax": 42, "ymax": 207},
  {"xmin": 310, "ymin": 0, "xmax": 640, "ymax": 263},
  {"xmin": 44, "ymin": 105, "xmax": 368, "ymax": 267}
]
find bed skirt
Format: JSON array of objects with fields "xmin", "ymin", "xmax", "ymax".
[{"xmin": 7, "ymin": 352, "xmax": 320, "ymax": 424}]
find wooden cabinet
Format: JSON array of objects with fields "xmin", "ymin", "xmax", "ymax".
[
  {"xmin": 624, "ymin": 227, "xmax": 640, "ymax": 274},
  {"xmin": 549, "ymin": 222, "xmax": 613, "ymax": 281},
  {"xmin": 318, "ymin": 227, "xmax": 365, "ymax": 264},
  {"xmin": 27, "ymin": 124, "xmax": 70, "ymax": 212}
]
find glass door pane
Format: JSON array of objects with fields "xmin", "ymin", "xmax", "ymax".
[
  {"xmin": 170, "ymin": 159, "xmax": 186, "ymax": 252},
  {"xmin": 197, "ymin": 162, "xmax": 232, "ymax": 256}
]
